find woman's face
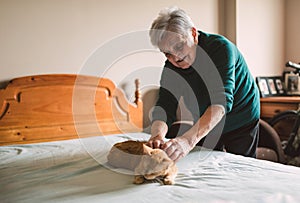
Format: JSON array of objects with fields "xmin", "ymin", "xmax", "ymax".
[{"xmin": 158, "ymin": 32, "xmax": 197, "ymax": 69}]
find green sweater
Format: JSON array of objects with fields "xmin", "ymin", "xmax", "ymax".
[{"xmin": 152, "ymin": 31, "xmax": 260, "ymax": 133}]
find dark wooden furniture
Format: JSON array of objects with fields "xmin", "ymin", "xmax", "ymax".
[
  {"xmin": 260, "ymin": 96, "xmax": 300, "ymax": 141},
  {"xmin": 260, "ymin": 96, "xmax": 300, "ymax": 119}
]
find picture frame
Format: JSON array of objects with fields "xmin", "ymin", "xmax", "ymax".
[
  {"xmin": 284, "ymin": 72, "xmax": 300, "ymax": 95},
  {"xmin": 274, "ymin": 77, "xmax": 285, "ymax": 95},
  {"xmin": 256, "ymin": 76, "xmax": 286, "ymax": 97},
  {"xmin": 267, "ymin": 78, "xmax": 277, "ymax": 95},
  {"xmin": 256, "ymin": 77, "xmax": 270, "ymax": 97}
]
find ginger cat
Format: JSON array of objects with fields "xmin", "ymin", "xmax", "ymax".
[{"xmin": 107, "ymin": 140, "xmax": 177, "ymax": 185}]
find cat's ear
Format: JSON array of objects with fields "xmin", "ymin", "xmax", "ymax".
[{"xmin": 143, "ymin": 144, "xmax": 153, "ymax": 155}]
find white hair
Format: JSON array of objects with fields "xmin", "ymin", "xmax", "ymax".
[{"xmin": 149, "ymin": 7, "xmax": 195, "ymax": 48}]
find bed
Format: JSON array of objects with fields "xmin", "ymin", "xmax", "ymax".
[{"xmin": 1, "ymin": 74, "xmax": 300, "ymax": 203}]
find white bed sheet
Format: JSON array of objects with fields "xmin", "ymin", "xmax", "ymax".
[{"xmin": 1, "ymin": 132, "xmax": 300, "ymax": 203}]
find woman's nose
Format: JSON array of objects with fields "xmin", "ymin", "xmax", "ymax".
[{"xmin": 172, "ymin": 54, "xmax": 184, "ymax": 62}]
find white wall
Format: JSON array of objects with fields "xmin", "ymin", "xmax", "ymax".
[
  {"xmin": 0, "ymin": 0, "xmax": 299, "ymax": 92},
  {"xmin": 0, "ymin": 0, "xmax": 219, "ymax": 92},
  {"xmin": 236, "ymin": 0, "xmax": 285, "ymax": 77},
  {"xmin": 286, "ymin": 0, "xmax": 300, "ymax": 63}
]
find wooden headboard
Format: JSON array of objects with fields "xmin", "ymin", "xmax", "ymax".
[{"xmin": 0, "ymin": 74, "xmax": 143, "ymax": 146}]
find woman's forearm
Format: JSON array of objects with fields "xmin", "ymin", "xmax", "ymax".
[
  {"xmin": 150, "ymin": 120, "xmax": 169, "ymax": 139},
  {"xmin": 183, "ymin": 104, "xmax": 226, "ymax": 148}
]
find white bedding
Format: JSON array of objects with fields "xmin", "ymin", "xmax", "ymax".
[{"xmin": 1, "ymin": 132, "xmax": 300, "ymax": 203}]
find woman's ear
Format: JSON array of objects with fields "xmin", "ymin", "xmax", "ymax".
[{"xmin": 191, "ymin": 27, "xmax": 198, "ymax": 44}]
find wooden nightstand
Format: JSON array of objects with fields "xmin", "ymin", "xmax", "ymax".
[
  {"xmin": 260, "ymin": 96, "xmax": 300, "ymax": 120},
  {"xmin": 260, "ymin": 96, "xmax": 300, "ymax": 141}
]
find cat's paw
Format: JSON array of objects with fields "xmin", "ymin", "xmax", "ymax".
[
  {"xmin": 163, "ymin": 177, "xmax": 175, "ymax": 185},
  {"xmin": 133, "ymin": 175, "xmax": 145, "ymax": 184}
]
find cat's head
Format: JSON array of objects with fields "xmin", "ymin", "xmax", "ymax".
[{"xmin": 135, "ymin": 149, "xmax": 175, "ymax": 180}]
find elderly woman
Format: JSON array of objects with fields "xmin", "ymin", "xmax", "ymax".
[{"xmin": 147, "ymin": 7, "xmax": 260, "ymax": 162}]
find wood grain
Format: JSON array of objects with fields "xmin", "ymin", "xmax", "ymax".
[
  {"xmin": 0, "ymin": 74, "xmax": 143, "ymax": 145},
  {"xmin": 260, "ymin": 96, "xmax": 300, "ymax": 119}
]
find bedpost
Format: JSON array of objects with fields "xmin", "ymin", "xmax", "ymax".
[{"xmin": 134, "ymin": 79, "xmax": 141, "ymax": 105}]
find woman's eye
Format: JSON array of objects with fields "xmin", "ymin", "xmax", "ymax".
[
  {"xmin": 164, "ymin": 52, "xmax": 171, "ymax": 57},
  {"xmin": 174, "ymin": 42, "xmax": 184, "ymax": 51}
]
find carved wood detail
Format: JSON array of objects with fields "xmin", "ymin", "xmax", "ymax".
[{"xmin": 0, "ymin": 74, "xmax": 143, "ymax": 146}]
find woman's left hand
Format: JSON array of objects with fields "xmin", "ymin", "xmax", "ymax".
[{"xmin": 162, "ymin": 136, "xmax": 192, "ymax": 162}]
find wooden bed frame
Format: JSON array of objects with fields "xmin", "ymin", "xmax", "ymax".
[{"xmin": 0, "ymin": 74, "xmax": 143, "ymax": 146}]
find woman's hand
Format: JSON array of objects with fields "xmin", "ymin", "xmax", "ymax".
[
  {"xmin": 147, "ymin": 135, "xmax": 165, "ymax": 149},
  {"xmin": 148, "ymin": 120, "xmax": 168, "ymax": 149},
  {"xmin": 162, "ymin": 136, "xmax": 192, "ymax": 162}
]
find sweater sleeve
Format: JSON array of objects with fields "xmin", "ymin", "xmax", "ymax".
[
  {"xmin": 216, "ymin": 45, "xmax": 236, "ymax": 113},
  {"xmin": 207, "ymin": 39, "xmax": 236, "ymax": 113},
  {"xmin": 151, "ymin": 65, "xmax": 181, "ymax": 128}
]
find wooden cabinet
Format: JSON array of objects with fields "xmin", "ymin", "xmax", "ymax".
[{"xmin": 260, "ymin": 96, "xmax": 300, "ymax": 120}]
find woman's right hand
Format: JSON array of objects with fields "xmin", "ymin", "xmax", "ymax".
[
  {"xmin": 147, "ymin": 134, "xmax": 165, "ymax": 149},
  {"xmin": 147, "ymin": 120, "xmax": 168, "ymax": 149}
]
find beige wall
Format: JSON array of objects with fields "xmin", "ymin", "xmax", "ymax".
[
  {"xmin": 0, "ymin": 0, "xmax": 219, "ymax": 89},
  {"xmin": 0, "ymin": 0, "xmax": 299, "ymax": 92},
  {"xmin": 236, "ymin": 0, "xmax": 285, "ymax": 77},
  {"xmin": 238, "ymin": 0, "xmax": 300, "ymax": 76},
  {"xmin": 286, "ymin": 0, "xmax": 300, "ymax": 63}
]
